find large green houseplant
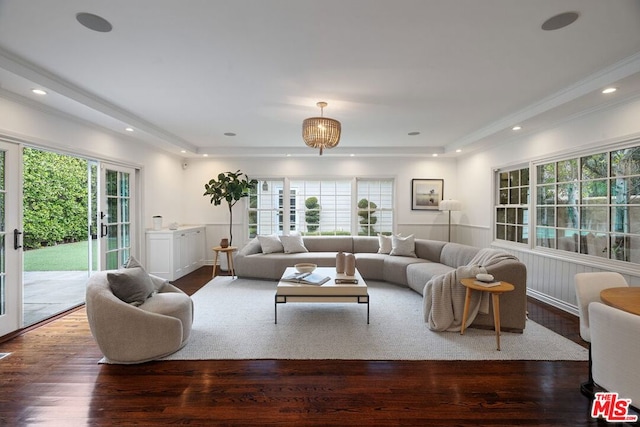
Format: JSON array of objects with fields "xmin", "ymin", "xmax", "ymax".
[{"xmin": 203, "ymin": 170, "xmax": 257, "ymax": 246}]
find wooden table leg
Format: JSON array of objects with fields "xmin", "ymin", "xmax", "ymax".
[
  {"xmin": 212, "ymin": 250, "xmax": 220, "ymax": 278},
  {"xmin": 460, "ymin": 287, "xmax": 473, "ymax": 335},
  {"xmin": 492, "ymin": 293, "xmax": 501, "ymax": 351},
  {"xmin": 226, "ymin": 251, "xmax": 235, "ymax": 278}
]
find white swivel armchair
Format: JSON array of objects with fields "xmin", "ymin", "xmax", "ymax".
[
  {"xmin": 86, "ymin": 271, "xmax": 193, "ymax": 364},
  {"xmin": 589, "ymin": 301, "xmax": 640, "ymax": 409},
  {"xmin": 574, "ymin": 272, "xmax": 628, "ymax": 396}
]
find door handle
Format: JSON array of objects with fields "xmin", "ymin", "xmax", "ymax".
[
  {"xmin": 14, "ymin": 229, "xmax": 22, "ymax": 250},
  {"xmin": 101, "ymin": 223, "xmax": 108, "ymax": 238}
]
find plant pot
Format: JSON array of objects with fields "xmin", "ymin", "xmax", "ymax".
[{"xmin": 220, "ymin": 238, "xmax": 229, "ymax": 248}]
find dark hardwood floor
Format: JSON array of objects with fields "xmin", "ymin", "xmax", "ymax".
[{"xmin": 0, "ymin": 267, "xmax": 631, "ymax": 426}]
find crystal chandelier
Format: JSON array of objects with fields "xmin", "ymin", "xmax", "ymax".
[{"xmin": 302, "ymin": 101, "xmax": 341, "ymax": 155}]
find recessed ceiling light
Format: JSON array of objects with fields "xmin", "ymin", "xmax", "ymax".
[
  {"xmin": 541, "ymin": 11, "xmax": 579, "ymax": 31},
  {"xmin": 286, "ymin": 154, "xmax": 291, "ymax": 157},
  {"xmin": 31, "ymin": 88, "xmax": 47, "ymax": 95},
  {"xmin": 512, "ymin": 125, "xmax": 522, "ymax": 131},
  {"xmin": 350, "ymin": 154, "xmax": 355, "ymax": 157},
  {"xmin": 432, "ymin": 153, "xmax": 438, "ymax": 157},
  {"xmin": 602, "ymin": 87, "xmax": 617, "ymax": 94},
  {"xmin": 224, "ymin": 132, "xmax": 236, "ymax": 137},
  {"xmin": 125, "ymin": 127, "xmax": 134, "ymax": 132},
  {"xmin": 180, "ymin": 150, "xmax": 187, "ymax": 154},
  {"xmin": 408, "ymin": 131, "xmax": 420, "ymax": 136},
  {"xmin": 456, "ymin": 149, "xmax": 462, "ymax": 153},
  {"xmin": 76, "ymin": 12, "xmax": 113, "ymax": 33},
  {"xmin": 203, "ymin": 154, "xmax": 209, "ymax": 157}
]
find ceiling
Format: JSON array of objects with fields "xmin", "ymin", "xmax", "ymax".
[{"xmin": 1, "ymin": 0, "xmax": 640, "ymax": 158}]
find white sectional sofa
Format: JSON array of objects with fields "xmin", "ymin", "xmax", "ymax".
[{"xmin": 234, "ymin": 235, "xmax": 527, "ymax": 332}]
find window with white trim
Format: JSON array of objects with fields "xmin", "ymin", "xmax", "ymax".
[
  {"xmin": 248, "ymin": 179, "xmax": 284, "ymax": 238},
  {"xmin": 495, "ymin": 167, "xmax": 530, "ymax": 244},
  {"xmin": 247, "ymin": 177, "xmax": 395, "ymax": 238},
  {"xmin": 535, "ymin": 146, "xmax": 640, "ymax": 263},
  {"xmin": 357, "ymin": 179, "xmax": 393, "ymax": 236}
]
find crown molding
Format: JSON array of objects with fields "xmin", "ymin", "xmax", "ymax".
[{"xmin": 0, "ymin": 47, "xmax": 197, "ymax": 153}]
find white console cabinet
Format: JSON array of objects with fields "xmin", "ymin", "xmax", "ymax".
[{"xmin": 146, "ymin": 226, "xmax": 205, "ymax": 280}]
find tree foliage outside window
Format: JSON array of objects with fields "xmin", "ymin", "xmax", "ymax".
[
  {"xmin": 305, "ymin": 196, "xmax": 320, "ymax": 232},
  {"xmin": 23, "ymin": 148, "xmax": 89, "ymax": 249},
  {"xmin": 357, "ymin": 198, "xmax": 377, "ymax": 236}
]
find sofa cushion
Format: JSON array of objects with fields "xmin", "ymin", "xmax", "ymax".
[
  {"xmin": 414, "ymin": 239, "xmax": 447, "ymax": 263},
  {"xmin": 383, "ymin": 255, "xmax": 426, "ymax": 286},
  {"xmin": 440, "ymin": 243, "xmax": 480, "ymax": 268},
  {"xmin": 354, "ymin": 253, "xmax": 386, "ymax": 280},
  {"xmin": 258, "ymin": 234, "xmax": 284, "ymax": 254},
  {"xmin": 280, "ymin": 234, "xmax": 309, "ymax": 253},
  {"xmin": 107, "ymin": 266, "xmax": 155, "ymax": 306},
  {"xmin": 302, "ymin": 236, "xmax": 353, "ymax": 253},
  {"xmin": 352, "ymin": 236, "xmax": 380, "ymax": 254},
  {"xmin": 390, "ymin": 234, "xmax": 417, "ymax": 257},
  {"xmin": 378, "ymin": 234, "xmax": 392, "ymax": 254},
  {"xmin": 406, "ymin": 262, "xmax": 455, "ymax": 295}
]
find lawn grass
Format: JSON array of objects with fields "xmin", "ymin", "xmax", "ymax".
[{"xmin": 23, "ymin": 240, "xmax": 98, "ymax": 271}]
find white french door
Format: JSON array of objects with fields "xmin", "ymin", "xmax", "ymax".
[
  {"xmin": 99, "ymin": 163, "xmax": 136, "ymax": 270},
  {"xmin": 0, "ymin": 141, "xmax": 22, "ymax": 336}
]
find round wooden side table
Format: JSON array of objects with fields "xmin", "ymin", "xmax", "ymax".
[
  {"xmin": 212, "ymin": 246, "xmax": 237, "ymax": 278},
  {"xmin": 460, "ymin": 278, "xmax": 515, "ymax": 351}
]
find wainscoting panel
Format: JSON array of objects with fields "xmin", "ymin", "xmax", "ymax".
[
  {"xmin": 456, "ymin": 224, "xmax": 640, "ymax": 315},
  {"xmin": 493, "ymin": 247, "xmax": 640, "ymax": 316}
]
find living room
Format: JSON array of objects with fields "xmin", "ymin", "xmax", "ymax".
[{"xmin": 1, "ymin": 1, "xmax": 640, "ymax": 424}]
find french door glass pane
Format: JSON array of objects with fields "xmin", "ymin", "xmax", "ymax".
[
  {"xmin": 120, "ymin": 173, "xmax": 129, "ymax": 197},
  {"xmin": 106, "ymin": 170, "xmax": 117, "ymax": 196},
  {"xmin": 106, "ymin": 251, "xmax": 119, "ymax": 270},
  {"xmin": 107, "ymin": 197, "xmax": 117, "ymax": 220},
  {"xmin": 107, "ymin": 225, "xmax": 118, "ymax": 250}
]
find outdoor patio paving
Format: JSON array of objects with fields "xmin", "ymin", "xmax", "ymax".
[{"xmin": 23, "ymin": 271, "xmax": 89, "ymax": 326}]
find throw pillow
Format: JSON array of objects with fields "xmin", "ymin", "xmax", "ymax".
[
  {"xmin": 280, "ymin": 234, "xmax": 309, "ymax": 254},
  {"xmin": 390, "ymin": 234, "xmax": 417, "ymax": 257},
  {"xmin": 107, "ymin": 266, "xmax": 156, "ymax": 306},
  {"xmin": 238, "ymin": 237, "xmax": 263, "ymax": 256},
  {"xmin": 258, "ymin": 234, "xmax": 284, "ymax": 254},
  {"xmin": 378, "ymin": 234, "xmax": 392, "ymax": 254}
]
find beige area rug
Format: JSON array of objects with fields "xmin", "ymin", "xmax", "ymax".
[{"xmin": 154, "ymin": 276, "xmax": 588, "ymax": 362}]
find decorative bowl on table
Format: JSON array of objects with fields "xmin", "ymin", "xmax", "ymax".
[{"xmin": 295, "ymin": 263, "xmax": 317, "ymax": 274}]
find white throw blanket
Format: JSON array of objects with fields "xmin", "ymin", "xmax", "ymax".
[{"xmin": 423, "ymin": 249, "xmax": 519, "ymax": 332}]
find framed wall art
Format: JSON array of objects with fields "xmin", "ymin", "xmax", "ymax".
[{"xmin": 411, "ymin": 179, "xmax": 443, "ymax": 210}]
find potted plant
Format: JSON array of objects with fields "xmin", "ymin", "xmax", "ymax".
[{"xmin": 203, "ymin": 170, "xmax": 257, "ymax": 246}]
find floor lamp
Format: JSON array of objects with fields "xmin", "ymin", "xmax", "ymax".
[{"xmin": 439, "ymin": 199, "xmax": 461, "ymax": 242}]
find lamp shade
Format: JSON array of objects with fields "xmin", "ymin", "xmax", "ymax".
[
  {"xmin": 302, "ymin": 101, "xmax": 341, "ymax": 155},
  {"xmin": 439, "ymin": 199, "xmax": 462, "ymax": 211}
]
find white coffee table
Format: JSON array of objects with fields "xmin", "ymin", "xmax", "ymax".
[{"xmin": 275, "ymin": 267, "xmax": 369, "ymax": 324}]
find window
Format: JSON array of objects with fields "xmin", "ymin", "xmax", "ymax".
[
  {"xmin": 495, "ymin": 145, "xmax": 640, "ymax": 265},
  {"xmin": 534, "ymin": 146, "xmax": 640, "ymax": 263},
  {"xmin": 495, "ymin": 167, "xmax": 529, "ymax": 243},
  {"xmin": 290, "ymin": 180, "xmax": 352, "ymax": 235},
  {"xmin": 357, "ymin": 179, "xmax": 394, "ymax": 236},
  {"xmin": 248, "ymin": 177, "xmax": 394, "ymax": 238},
  {"xmin": 248, "ymin": 179, "xmax": 284, "ymax": 238}
]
